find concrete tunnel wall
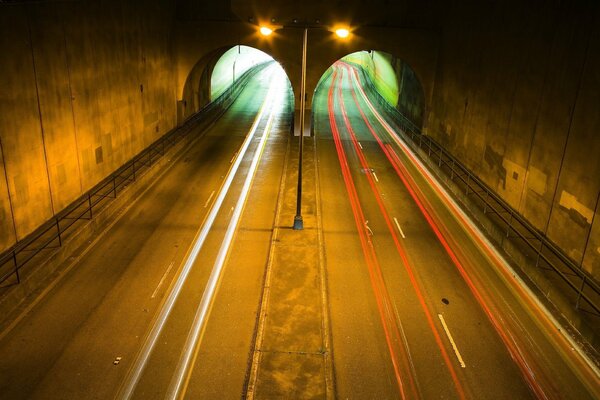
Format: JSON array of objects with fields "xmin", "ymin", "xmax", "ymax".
[
  {"xmin": 1, "ymin": 0, "xmax": 599, "ymax": 283},
  {"xmin": 426, "ymin": 1, "xmax": 600, "ymax": 278},
  {"xmin": 0, "ymin": 0, "xmax": 177, "ymax": 252}
]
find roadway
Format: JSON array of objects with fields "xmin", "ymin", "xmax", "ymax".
[
  {"xmin": 0, "ymin": 59, "xmax": 598, "ymax": 400},
  {"xmin": 314, "ymin": 62, "xmax": 600, "ymax": 399}
]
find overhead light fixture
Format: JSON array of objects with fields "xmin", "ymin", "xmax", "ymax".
[
  {"xmin": 259, "ymin": 26, "xmax": 273, "ymax": 36},
  {"xmin": 335, "ymin": 28, "xmax": 350, "ymax": 38}
]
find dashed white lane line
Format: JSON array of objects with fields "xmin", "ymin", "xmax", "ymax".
[
  {"xmin": 358, "ymin": 141, "xmax": 363, "ymax": 149},
  {"xmin": 393, "ymin": 217, "xmax": 406, "ymax": 239},
  {"xmin": 151, "ymin": 261, "xmax": 175, "ymax": 299},
  {"xmin": 203, "ymin": 190, "xmax": 215, "ymax": 208},
  {"xmin": 372, "ymin": 171, "xmax": 379, "ymax": 182},
  {"xmin": 230, "ymin": 152, "xmax": 237, "ymax": 163},
  {"xmin": 438, "ymin": 313, "xmax": 466, "ymax": 368}
]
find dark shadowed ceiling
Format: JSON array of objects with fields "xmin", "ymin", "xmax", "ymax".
[{"xmin": 176, "ymin": 0, "xmax": 445, "ymax": 29}]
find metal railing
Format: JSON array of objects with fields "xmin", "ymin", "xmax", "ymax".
[
  {"xmin": 352, "ymin": 64, "xmax": 600, "ymax": 316},
  {"xmin": 0, "ymin": 62, "xmax": 271, "ymax": 286}
]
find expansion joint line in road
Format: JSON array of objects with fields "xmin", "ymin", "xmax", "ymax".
[
  {"xmin": 117, "ymin": 71, "xmax": 283, "ymax": 400},
  {"xmin": 332, "ymin": 65, "xmax": 467, "ymax": 400},
  {"xmin": 343, "ymin": 62, "xmax": 555, "ymax": 399}
]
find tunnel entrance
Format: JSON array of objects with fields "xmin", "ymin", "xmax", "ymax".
[
  {"xmin": 313, "ymin": 50, "xmax": 425, "ymax": 129},
  {"xmin": 180, "ymin": 45, "xmax": 293, "ymax": 124},
  {"xmin": 210, "ymin": 45, "xmax": 274, "ymax": 100}
]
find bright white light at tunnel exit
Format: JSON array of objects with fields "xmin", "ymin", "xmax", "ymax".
[{"xmin": 210, "ymin": 45, "xmax": 275, "ymax": 100}]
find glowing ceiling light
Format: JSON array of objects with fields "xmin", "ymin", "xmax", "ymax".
[
  {"xmin": 259, "ymin": 26, "xmax": 273, "ymax": 36},
  {"xmin": 335, "ymin": 28, "xmax": 350, "ymax": 38}
]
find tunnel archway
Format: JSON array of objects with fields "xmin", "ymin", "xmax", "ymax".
[
  {"xmin": 209, "ymin": 45, "xmax": 274, "ymax": 100},
  {"xmin": 180, "ymin": 44, "xmax": 294, "ymax": 124},
  {"xmin": 313, "ymin": 50, "xmax": 425, "ymax": 130}
]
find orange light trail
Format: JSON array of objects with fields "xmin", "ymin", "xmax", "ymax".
[
  {"xmin": 342, "ymin": 61, "xmax": 553, "ymax": 399},
  {"xmin": 327, "ymin": 68, "xmax": 419, "ymax": 400},
  {"xmin": 335, "ymin": 65, "xmax": 467, "ymax": 400}
]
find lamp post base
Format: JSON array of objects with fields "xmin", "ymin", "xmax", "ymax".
[{"xmin": 293, "ymin": 215, "xmax": 304, "ymax": 230}]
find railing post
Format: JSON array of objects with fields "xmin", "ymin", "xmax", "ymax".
[
  {"xmin": 88, "ymin": 193, "xmax": 93, "ymax": 219},
  {"xmin": 13, "ymin": 251, "xmax": 20, "ymax": 284},
  {"xmin": 465, "ymin": 174, "xmax": 470, "ymax": 195},
  {"xmin": 438, "ymin": 147, "xmax": 443, "ymax": 167},
  {"xmin": 483, "ymin": 189, "xmax": 489, "ymax": 214},
  {"xmin": 575, "ymin": 275, "xmax": 586, "ymax": 309},
  {"xmin": 506, "ymin": 211, "xmax": 513, "ymax": 237},
  {"xmin": 56, "ymin": 218, "xmax": 62, "ymax": 247},
  {"xmin": 450, "ymin": 159, "xmax": 455, "ymax": 180},
  {"xmin": 535, "ymin": 241, "xmax": 544, "ymax": 267},
  {"xmin": 113, "ymin": 176, "xmax": 117, "ymax": 198}
]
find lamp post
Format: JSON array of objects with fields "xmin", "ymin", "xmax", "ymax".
[
  {"xmin": 259, "ymin": 23, "xmax": 350, "ymax": 230},
  {"xmin": 293, "ymin": 27, "xmax": 308, "ymax": 230}
]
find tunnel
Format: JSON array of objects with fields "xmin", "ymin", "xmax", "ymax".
[
  {"xmin": 314, "ymin": 50, "xmax": 426, "ymax": 131},
  {"xmin": 0, "ymin": 1, "xmax": 599, "ymax": 399}
]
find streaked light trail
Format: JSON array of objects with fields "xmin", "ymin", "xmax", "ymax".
[
  {"xmin": 117, "ymin": 67, "xmax": 282, "ymax": 400},
  {"xmin": 327, "ymin": 68, "xmax": 420, "ymax": 400},
  {"xmin": 345, "ymin": 62, "xmax": 551, "ymax": 398},
  {"xmin": 336, "ymin": 66, "xmax": 466, "ymax": 399},
  {"xmin": 166, "ymin": 74, "xmax": 281, "ymax": 400}
]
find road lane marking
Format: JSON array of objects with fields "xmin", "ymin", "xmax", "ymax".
[
  {"xmin": 372, "ymin": 171, "xmax": 379, "ymax": 182},
  {"xmin": 151, "ymin": 261, "xmax": 175, "ymax": 299},
  {"xmin": 203, "ymin": 190, "xmax": 215, "ymax": 208},
  {"xmin": 230, "ymin": 152, "xmax": 237, "ymax": 163},
  {"xmin": 358, "ymin": 141, "xmax": 363, "ymax": 149},
  {"xmin": 438, "ymin": 314, "xmax": 466, "ymax": 368},
  {"xmin": 393, "ymin": 217, "xmax": 406, "ymax": 239}
]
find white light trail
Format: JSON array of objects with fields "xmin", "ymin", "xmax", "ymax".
[
  {"xmin": 117, "ymin": 68, "xmax": 280, "ymax": 400},
  {"xmin": 166, "ymin": 77, "xmax": 280, "ymax": 399}
]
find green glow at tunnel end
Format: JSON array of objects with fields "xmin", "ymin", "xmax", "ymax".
[
  {"xmin": 210, "ymin": 45, "xmax": 275, "ymax": 101},
  {"xmin": 341, "ymin": 51, "xmax": 399, "ymax": 107}
]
